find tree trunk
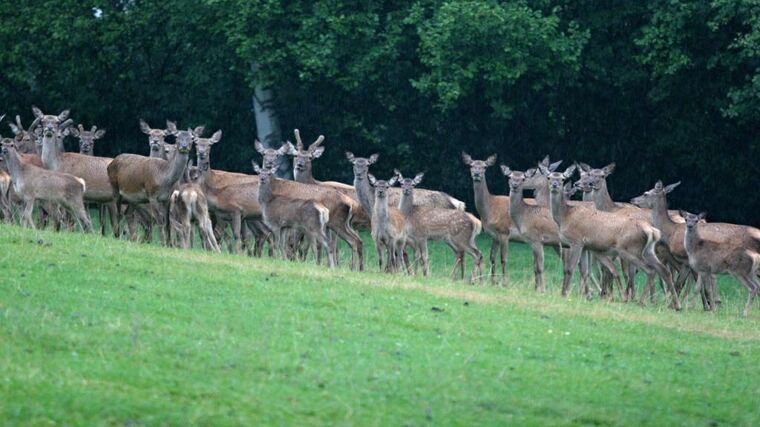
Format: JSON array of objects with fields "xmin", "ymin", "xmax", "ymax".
[{"xmin": 251, "ymin": 62, "xmax": 291, "ymax": 178}]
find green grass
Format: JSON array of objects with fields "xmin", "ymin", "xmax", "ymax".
[{"xmin": 1, "ymin": 223, "xmax": 759, "ymax": 426}]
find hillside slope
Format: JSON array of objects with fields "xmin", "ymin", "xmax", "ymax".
[{"xmin": 1, "ymin": 225, "xmax": 758, "ymax": 426}]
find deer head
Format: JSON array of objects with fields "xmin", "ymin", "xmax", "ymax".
[
  {"xmin": 500, "ymin": 165, "xmax": 538, "ymax": 192},
  {"xmin": 251, "ymin": 161, "xmax": 277, "ymax": 185},
  {"xmin": 367, "ymin": 174, "xmax": 397, "ymax": 199},
  {"xmin": 70, "ymin": 124, "xmax": 106, "ymax": 155},
  {"xmin": 540, "ymin": 164, "xmax": 577, "ymax": 194},
  {"xmin": 167, "ymin": 121, "xmax": 202, "ymax": 154},
  {"xmin": 679, "ymin": 210, "xmax": 706, "ymax": 231},
  {"xmin": 462, "ymin": 152, "xmax": 496, "ymax": 182},
  {"xmin": 287, "ymin": 129, "xmax": 325, "ymax": 173},
  {"xmin": 577, "ymin": 162, "xmax": 615, "ymax": 192},
  {"xmin": 195, "ymin": 129, "xmax": 222, "ymax": 165},
  {"xmin": 630, "ymin": 180, "xmax": 681, "ymax": 209},
  {"xmin": 254, "ymin": 140, "xmax": 289, "ymax": 170},
  {"xmin": 346, "ymin": 152, "xmax": 379, "ymax": 180},
  {"xmin": 139, "ymin": 119, "xmax": 170, "ymax": 155},
  {"xmin": 394, "ymin": 169, "xmax": 424, "ymax": 195},
  {"xmin": 31, "ymin": 106, "xmax": 73, "ymax": 147}
]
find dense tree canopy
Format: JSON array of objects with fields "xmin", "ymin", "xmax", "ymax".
[{"xmin": 0, "ymin": 0, "xmax": 757, "ymax": 225}]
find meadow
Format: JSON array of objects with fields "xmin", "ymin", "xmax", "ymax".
[{"xmin": 1, "ymin": 223, "xmax": 759, "ymax": 426}]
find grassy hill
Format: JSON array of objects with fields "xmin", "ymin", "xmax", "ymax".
[{"xmin": 1, "ymin": 224, "xmax": 759, "ymax": 426}]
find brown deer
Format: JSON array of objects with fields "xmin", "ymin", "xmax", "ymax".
[
  {"xmin": 680, "ymin": 211, "xmax": 760, "ymax": 316},
  {"xmin": 70, "ymin": 124, "xmax": 117, "ymax": 236},
  {"xmin": 8, "ymin": 115, "xmax": 40, "ymax": 154},
  {"xmin": 108, "ymin": 122, "xmax": 199, "ymax": 242},
  {"xmin": 461, "ymin": 153, "xmax": 515, "ymax": 285},
  {"xmin": 253, "ymin": 162, "xmax": 334, "ymax": 266},
  {"xmin": 395, "ymin": 170, "xmax": 483, "ymax": 281},
  {"xmin": 0, "ymin": 139, "xmax": 92, "ymax": 232},
  {"xmin": 500, "ymin": 166, "xmax": 565, "ymax": 293},
  {"xmin": 367, "ymin": 174, "xmax": 408, "ymax": 273},
  {"xmin": 33, "ymin": 107, "xmax": 117, "ymax": 235},
  {"xmin": 543, "ymin": 165, "xmax": 681, "ymax": 309},
  {"xmin": 194, "ymin": 133, "xmax": 272, "ymax": 256},
  {"xmin": 169, "ymin": 163, "xmax": 220, "ymax": 252}
]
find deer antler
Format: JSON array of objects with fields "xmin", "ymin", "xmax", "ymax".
[
  {"xmin": 78, "ymin": 124, "xmax": 85, "ymax": 133},
  {"xmin": 294, "ymin": 129, "xmax": 303, "ymax": 151},
  {"xmin": 309, "ymin": 135, "xmax": 325, "ymax": 152},
  {"xmin": 91, "ymin": 125, "xmax": 97, "ymax": 133},
  {"xmin": 15, "ymin": 115, "xmax": 23, "ymax": 131}
]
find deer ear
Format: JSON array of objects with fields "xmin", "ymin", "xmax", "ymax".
[
  {"xmin": 393, "ymin": 169, "xmax": 402, "ymax": 179},
  {"xmin": 578, "ymin": 162, "xmax": 591, "ymax": 172},
  {"xmin": 388, "ymin": 176, "xmax": 398, "ymax": 186},
  {"xmin": 461, "ymin": 152, "xmax": 473, "ymax": 165},
  {"xmin": 525, "ymin": 168, "xmax": 537, "ymax": 178},
  {"xmin": 664, "ymin": 181, "xmax": 681, "ymax": 193},
  {"xmin": 549, "ymin": 160, "xmax": 562, "ymax": 172},
  {"xmin": 69, "ymin": 127, "xmax": 80, "ymax": 137},
  {"xmin": 368, "ymin": 153, "xmax": 379, "ymax": 164},
  {"xmin": 57, "ymin": 109, "xmax": 70, "ymax": 122},
  {"xmin": 602, "ymin": 162, "xmax": 616, "ymax": 175},
  {"xmin": 698, "ymin": 211, "xmax": 707, "ymax": 220},
  {"xmin": 345, "ymin": 151, "xmax": 355, "ymax": 163},
  {"xmin": 210, "ymin": 130, "xmax": 222, "ymax": 144},
  {"xmin": 254, "ymin": 140, "xmax": 265, "ymax": 154},
  {"xmin": 31, "ymin": 106, "xmax": 43, "ymax": 119},
  {"xmin": 654, "ymin": 180, "xmax": 663, "ymax": 190},
  {"xmin": 8, "ymin": 123, "xmax": 19, "ymax": 135},
  {"xmin": 311, "ymin": 145, "xmax": 325, "ymax": 158},
  {"xmin": 538, "ymin": 164, "xmax": 550, "ymax": 176},
  {"xmin": 286, "ymin": 141, "xmax": 297, "ymax": 155},
  {"xmin": 94, "ymin": 129, "xmax": 106, "ymax": 139},
  {"xmin": 500, "ymin": 165, "xmax": 511, "ymax": 176},
  {"xmin": 367, "ymin": 174, "xmax": 376, "ymax": 185},
  {"xmin": 139, "ymin": 119, "xmax": 151, "ymax": 134},
  {"xmin": 485, "ymin": 154, "xmax": 497, "ymax": 166},
  {"xmin": 276, "ymin": 144, "xmax": 289, "ymax": 155},
  {"xmin": 166, "ymin": 121, "xmax": 178, "ymax": 135},
  {"xmin": 563, "ymin": 164, "xmax": 577, "ymax": 179},
  {"xmin": 413, "ymin": 173, "xmax": 424, "ymax": 185},
  {"xmin": 252, "ymin": 162, "xmax": 262, "ymax": 174},
  {"xmin": 193, "ymin": 126, "xmax": 205, "ymax": 137}
]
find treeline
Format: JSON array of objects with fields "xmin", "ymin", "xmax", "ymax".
[{"xmin": 0, "ymin": 1, "xmax": 757, "ymax": 225}]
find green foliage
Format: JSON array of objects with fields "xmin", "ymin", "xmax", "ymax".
[
  {"xmin": 2, "ymin": 225, "xmax": 760, "ymax": 425},
  {"xmin": 0, "ymin": 0, "xmax": 758, "ymax": 225}
]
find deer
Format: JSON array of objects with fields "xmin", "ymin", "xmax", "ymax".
[
  {"xmin": 108, "ymin": 121, "xmax": 199, "ymax": 243},
  {"xmin": 543, "ymin": 165, "xmax": 681, "ymax": 310},
  {"xmin": 69, "ymin": 124, "xmax": 118, "ymax": 236},
  {"xmin": 168, "ymin": 162, "xmax": 220, "ymax": 252},
  {"xmin": 577, "ymin": 163, "xmax": 690, "ymax": 302},
  {"xmin": 395, "ymin": 170, "xmax": 483, "ymax": 281},
  {"xmin": 253, "ymin": 162, "xmax": 334, "ymax": 267},
  {"xmin": 632, "ymin": 181, "xmax": 746, "ymax": 310},
  {"xmin": 500, "ymin": 166, "xmax": 567, "ymax": 293},
  {"xmin": 461, "ymin": 153, "xmax": 515, "ymax": 285},
  {"xmin": 366, "ymin": 174, "xmax": 409, "ymax": 273},
  {"xmin": 193, "ymin": 133, "xmax": 273, "ymax": 256},
  {"xmin": 0, "ymin": 138, "xmax": 92, "ymax": 232},
  {"xmin": 8, "ymin": 115, "xmax": 40, "ymax": 154},
  {"xmin": 259, "ymin": 157, "xmax": 364, "ymax": 270},
  {"xmin": 32, "ymin": 107, "xmax": 118, "ymax": 236},
  {"xmin": 679, "ymin": 211, "xmax": 760, "ymax": 316}
]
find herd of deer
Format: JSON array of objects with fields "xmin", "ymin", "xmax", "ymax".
[{"xmin": 1, "ymin": 107, "xmax": 759, "ymax": 316}]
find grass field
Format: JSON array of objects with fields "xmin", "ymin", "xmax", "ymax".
[{"xmin": 1, "ymin": 223, "xmax": 759, "ymax": 426}]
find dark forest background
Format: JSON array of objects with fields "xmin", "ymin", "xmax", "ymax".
[{"xmin": 1, "ymin": 1, "xmax": 758, "ymax": 225}]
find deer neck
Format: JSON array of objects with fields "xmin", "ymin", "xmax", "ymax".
[
  {"xmin": 509, "ymin": 186, "xmax": 527, "ymax": 226},
  {"xmin": 294, "ymin": 162, "xmax": 316, "ymax": 184},
  {"xmin": 373, "ymin": 193, "xmax": 389, "ymax": 225},
  {"xmin": 652, "ymin": 192, "xmax": 678, "ymax": 240},
  {"xmin": 593, "ymin": 180, "xmax": 617, "ymax": 211},
  {"xmin": 683, "ymin": 224, "xmax": 701, "ymax": 254},
  {"xmin": 40, "ymin": 134, "xmax": 63, "ymax": 171},
  {"xmin": 472, "ymin": 178, "xmax": 493, "ymax": 221},
  {"xmin": 3, "ymin": 149, "xmax": 25, "ymax": 187},
  {"xmin": 354, "ymin": 173, "xmax": 374, "ymax": 213},
  {"xmin": 160, "ymin": 149, "xmax": 189, "ymax": 188},
  {"xmin": 549, "ymin": 189, "xmax": 568, "ymax": 229},
  {"xmin": 399, "ymin": 190, "xmax": 414, "ymax": 215},
  {"xmin": 257, "ymin": 179, "xmax": 272, "ymax": 205},
  {"xmin": 533, "ymin": 184, "xmax": 551, "ymax": 207}
]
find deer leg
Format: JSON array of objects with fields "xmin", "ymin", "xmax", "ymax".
[
  {"xmin": 595, "ymin": 255, "xmax": 622, "ymax": 300},
  {"xmin": 735, "ymin": 273, "xmax": 758, "ymax": 317},
  {"xmin": 531, "ymin": 243, "xmax": 545, "ymax": 293},
  {"xmin": 499, "ymin": 237, "xmax": 509, "ymax": 287},
  {"xmin": 21, "ymin": 198, "xmax": 36, "ymax": 229},
  {"xmin": 69, "ymin": 199, "xmax": 93, "ymax": 233},
  {"xmin": 488, "ymin": 238, "xmax": 498, "ymax": 284},
  {"xmin": 561, "ymin": 245, "xmax": 583, "ymax": 297},
  {"xmin": 466, "ymin": 241, "xmax": 484, "ymax": 283},
  {"xmin": 642, "ymin": 247, "xmax": 681, "ymax": 311}
]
